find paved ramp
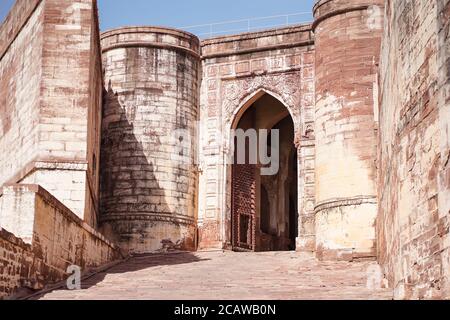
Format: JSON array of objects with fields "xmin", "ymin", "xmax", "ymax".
[{"xmin": 35, "ymin": 251, "xmax": 392, "ymax": 300}]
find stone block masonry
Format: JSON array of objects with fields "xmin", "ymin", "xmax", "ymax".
[
  {"xmin": 0, "ymin": 0, "xmax": 103, "ymax": 226},
  {"xmin": 0, "ymin": 228, "xmax": 41, "ymax": 298},
  {"xmin": 377, "ymin": 0, "xmax": 450, "ymax": 299},
  {"xmin": 198, "ymin": 24, "xmax": 316, "ymax": 251},
  {"xmin": 313, "ymin": 0, "xmax": 383, "ymax": 261},
  {"xmin": 0, "ymin": 184, "xmax": 122, "ymax": 299},
  {"xmin": 100, "ymin": 27, "xmax": 200, "ymax": 253},
  {"xmin": 1, "ymin": 0, "xmax": 450, "ymax": 300}
]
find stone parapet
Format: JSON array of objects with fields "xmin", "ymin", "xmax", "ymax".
[{"xmin": 0, "ymin": 184, "xmax": 122, "ymax": 299}]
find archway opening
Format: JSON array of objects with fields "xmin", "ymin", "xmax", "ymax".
[{"xmin": 231, "ymin": 93, "xmax": 298, "ymax": 252}]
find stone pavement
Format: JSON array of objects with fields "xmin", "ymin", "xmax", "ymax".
[{"xmin": 34, "ymin": 251, "xmax": 393, "ymax": 300}]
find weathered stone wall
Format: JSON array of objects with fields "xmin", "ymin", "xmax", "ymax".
[
  {"xmin": 0, "ymin": 0, "xmax": 44, "ymax": 194},
  {"xmin": 0, "ymin": 0, "xmax": 103, "ymax": 225},
  {"xmin": 198, "ymin": 25, "xmax": 315, "ymax": 250},
  {"xmin": 0, "ymin": 184, "xmax": 121, "ymax": 299},
  {"xmin": 85, "ymin": 1, "xmax": 104, "ymax": 227},
  {"xmin": 0, "ymin": 228, "xmax": 43, "ymax": 299},
  {"xmin": 378, "ymin": 0, "xmax": 450, "ymax": 299},
  {"xmin": 313, "ymin": 0, "xmax": 384, "ymax": 260},
  {"xmin": 100, "ymin": 27, "xmax": 200, "ymax": 253}
]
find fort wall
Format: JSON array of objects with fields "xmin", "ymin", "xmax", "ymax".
[
  {"xmin": 100, "ymin": 27, "xmax": 200, "ymax": 253},
  {"xmin": 0, "ymin": 184, "xmax": 121, "ymax": 299},
  {"xmin": 0, "ymin": 0, "xmax": 103, "ymax": 224},
  {"xmin": 1, "ymin": 0, "xmax": 450, "ymax": 300},
  {"xmin": 377, "ymin": 0, "xmax": 450, "ymax": 299},
  {"xmin": 0, "ymin": 0, "xmax": 44, "ymax": 198},
  {"xmin": 313, "ymin": 0, "xmax": 384, "ymax": 260},
  {"xmin": 198, "ymin": 25, "xmax": 316, "ymax": 250}
]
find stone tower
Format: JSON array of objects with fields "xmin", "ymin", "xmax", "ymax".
[
  {"xmin": 313, "ymin": 0, "xmax": 384, "ymax": 260},
  {"xmin": 100, "ymin": 27, "xmax": 200, "ymax": 253}
]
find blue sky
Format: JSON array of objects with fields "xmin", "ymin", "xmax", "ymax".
[{"xmin": 1, "ymin": 0, "xmax": 314, "ymax": 37}]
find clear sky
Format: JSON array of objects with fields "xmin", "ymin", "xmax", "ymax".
[{"xmin": 1, "ymin": 0, "xmax": 314, "ymax": 37}]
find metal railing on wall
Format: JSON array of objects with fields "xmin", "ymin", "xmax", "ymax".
[{"xmin": 179, "ymin": 12, "xmax": 312, "ymax": 39}]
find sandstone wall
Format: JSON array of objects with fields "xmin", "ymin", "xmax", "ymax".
[
  {"xmin": 100, "ymin": 27, "xmax": 200, "ymax": 253},
  {"xmin": 0, "ymin": 0, "xmax": 103, "ymax": 225},
  {"xmin": 0, "ymin": 0, "xmax": 44, "ymax": 194},
  {"xmin": 0, "ymin": 228, "xmax": 43, "ymax": 299},
  {"xmin": 378, "ymin": 0, "xmax": 450, "ymax": 299},
  {"xmin": 198, "ymin": 25, "xmax": 315, "ymax": 250},
  {"xmin": 0, "ymin": 184, "xmax": 121, "ymax": 299},
  {"xmin": 313, "ymin": 0, "xmax": 384, "ymax": 260}
]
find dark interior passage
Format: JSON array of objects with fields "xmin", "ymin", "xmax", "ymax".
[{"xmin": 231, "ymin": 93, "xmax": 298, "ymax": 252}]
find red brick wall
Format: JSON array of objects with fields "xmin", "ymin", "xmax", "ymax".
[{"xmin": 378, "ymin": 0, "xmax": 450, "ymax": 299}]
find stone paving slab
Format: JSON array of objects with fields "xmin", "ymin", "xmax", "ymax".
[{"xmin": 35, "ymin": 251, "xmax": 393, "ymax": 300}]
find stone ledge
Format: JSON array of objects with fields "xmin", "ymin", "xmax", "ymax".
[
  {"xmin": 100, "ymin": 25, "xmax": 200, "ymax": 58},
  {"xmin": 202, "ymin": 40, "xmax": 314, "ymax": 60},
  {"xmin": 101, "ymin": 41, "xmax": 201, "ymax": 59},
  {"xmin": 312, "ymin": 0, "xmax": 384, "ymax": 31},
  {"xmin": 101, "ymin": 25, "xmax": 200, "ymax": 43},
  {"xmin": 0, "ymin": 227, "xmax": 31, "ymax": 249},
  {"xmin": 5, "ymin": 157, "xmax": 88, "ymax": 186},
  {"xmin": 0, "ymin": 183, "xmax": 123, "ymax": 299},
  {"xmin": 201, "ymin": 23, "xmax": 312, "ymax": 45},
  {"xmin": 1, "ymin": 184, "xmax": 118, "ymax": 249},
  {"xmin": 314, "ymin": 195, "xmax": 377, "ymax": 213},
  {"xmin": 201, "ymin": 24, "xmax": 314, "ymax": 59},
  {"xmin": 100, "ymin": 213, "xmax": 196, "ymax": 226}
]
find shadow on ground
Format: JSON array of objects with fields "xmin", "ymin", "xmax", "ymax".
[{"xmin": 27, "ymin": 251, "xmax": 209, "ymax": 300}]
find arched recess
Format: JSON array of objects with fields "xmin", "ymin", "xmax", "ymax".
[
  {"xmin": 226, "ymin": 88, "xmax": 299, "ymax": 135},
  {"xmin": 224, "ymin": 90, "xmax": 299, "ymax": 251}
]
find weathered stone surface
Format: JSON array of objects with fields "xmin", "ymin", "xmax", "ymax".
[
  {"xmin": 0, "ymin": 184, "xmax": 121, "ymax": 299},
  {"xmin": 0, "ymin": 227, "xmax": 47, "ymax": 299},
  {"xmin": 313, "ymin": 0, "xmax": 383, "ymax": 261},
  {"xmin": 198, "ymin": 25, "xmax": 316, "ymax": 251},
  {"xmin": 100, "ymin": 27, "xmax": 200, "ymax": 253},
  {"xmin": 377, "ymin": 0, "xmax": 450, "ymax": 299},
  {"xmin": 0, "ymin": 0, "xmax": 103, "ymax": 225},
  {"xmin": 1, "ymin": 0, "xmax": 450, "ymax": 300}
]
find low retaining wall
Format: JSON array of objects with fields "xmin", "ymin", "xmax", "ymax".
[{"xmin": 0, "ymin": 184, "xmax": 123, "ymax": 299}]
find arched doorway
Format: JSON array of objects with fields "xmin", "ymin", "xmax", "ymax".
[{"xmin": 231, "ymin": 93, "xmax": 298, "ymax": 252}]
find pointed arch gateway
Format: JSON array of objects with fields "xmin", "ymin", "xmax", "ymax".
[{"xmin": 229, "ymin": 91, "xmax": 298, "ymax": 252}]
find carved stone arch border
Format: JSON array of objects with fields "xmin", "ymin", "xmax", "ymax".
[
  {"xmin": 218, "ymin": 72, "xmax": 303, "ymax": 249},
  {"xmin": 221, "ymin": 73, "xmax": 302, "ymax": 137}
]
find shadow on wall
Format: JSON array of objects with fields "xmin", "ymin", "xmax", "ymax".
[{"xmin": 99, "ymin": 82, "xmax": 179, "ymax": 251}]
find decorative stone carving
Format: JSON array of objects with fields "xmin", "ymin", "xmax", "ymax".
[{"xmin": 221, "ymin": 72, "xmax": 302, "ymax": 131}]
